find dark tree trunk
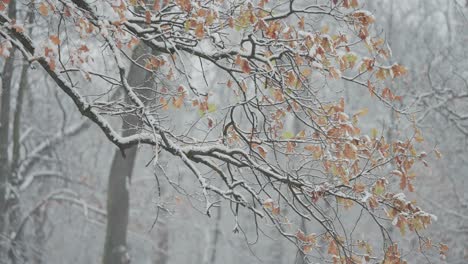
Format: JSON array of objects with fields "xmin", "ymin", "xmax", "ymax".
[
  {"xmin": 8, "ymin": 54, "xmax": 31, "ymax": 264},
  {"xmin": 102, "ymin": 141, "xmax": 137, "ymax": 264},
  {"xmin": 103, "ymin": 44, "xmax": 155, "ymax": 264}
]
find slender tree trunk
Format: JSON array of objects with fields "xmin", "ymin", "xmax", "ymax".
[
  {"xmin": 11, "ymin": 62, "xmax": 29, "ymax": 173},
  {"xmin": 153, "ymin": 220, "xmax": 169, "ymax": 264},
  {"xmin": 30, "ymin": 208, "xmax": 47, "ymax": 264},
  {"xmin": 7, "ymin": 56, "xmax": 31, "ymax": 264},
  {"xmin": 202, "ymin": 204, "xmax": 221, "ymax": 264},
  {"xmin": 0, "ymin": 3, "xmax": 16, "ymax": 261},
  {"xmin": 0, "ymin": 47, "xmax": 14, "ymax": 261},
  {"xmin": 151, "ymin": 183, "xmax": 169, "ymax": 264},
  {"xmin": 103, "ymin": 44, "xmax": 155, "ymax": 264}
]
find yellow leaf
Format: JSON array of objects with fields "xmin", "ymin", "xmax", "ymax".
[
  {"xmin": 321, "ymin": 24, "xmax": 329, "ymax": 34},
  {"xmin": 301, "ymin": 67, "xmax": 312, "ymax": 77},
  {"xmin": 415, "ymin": 129, "xmax": 424, "ymax": 143},
  {"xmin": 376, "ymin": 68, "xmax": 387, "ymax": 80},
  {"xmin": 434, "ymin": 149, "xmax": 442, "ymax": 159},
  {"xmin": 354, "ymin": 108, "xmax": 369, "ymax": 117},
  {"xmin": 262, "ymin": 198, "xmax": 274, "ymax": 209},
  {"xmin": 296, "ymin": 130, "xmax": 306, "ymax": 139}
]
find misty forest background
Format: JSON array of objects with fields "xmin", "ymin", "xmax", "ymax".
[{"xmin": 0, "ymin": 0, "xmax": 467, "ymax": 263}]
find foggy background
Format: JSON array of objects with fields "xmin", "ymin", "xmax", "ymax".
[{"xmin": 0, "ymin": 0, "xmax": 467, "ymax": 263}]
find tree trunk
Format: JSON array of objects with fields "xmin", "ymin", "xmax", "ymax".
[
  {"xmin": 0, "ymin": 2, "xmax": 16, "ymax": 261},
  {"xmin": 102, "ymin": 44, "xmax": 155, "ymax": 264},
  {"xmin": 153, "ymin": 220, "xmax": 169, "ymax": 264},
  {"xmin": 7, "ymin": 54, "xmax": 31, "ymax": 264},
  {"xmin": 102, "ymin": 140, "xmax": 137, "ymax": 264},
  {"xmin": 202, "ymin": 204, "xmax": 221, "ymax": 264}
]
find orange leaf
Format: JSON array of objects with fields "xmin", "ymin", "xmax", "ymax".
[
  {"xmin": 353, "ymin": 183, "xmax": 366, "ymax": 193},
  {"xmin": 50, "ymin": 35, "xmax": 60, "ymax": 45},
  {"xmin": 287, "ymin": 71, "xmax": 297, "ymax": 87},
  {"xmin": 48, "ymin": 59, "xmax": 56, "ymax": 71},
  {"xmin": 376, "ymin": 68, "xmax": 387, "ymax": 80},
  {"xmin": 195, "ymin": 23, "xmax": 204, "ymax": 39},
  {"xmin": 286, "ymin": 141, "xmax": 296, "ymax": 153},
  {"xmin": 328, "ymin": 240, "xmax": 338, "ymax": 256},
  {"xmin": 240, "ymin": 59, "xmax": 251, "ymax": 74},
  {"xmin": 160, "ymin": 97, "xmax": 169, "ymax": 110},
  {"xmin": 271, "ymin": 206, "xmax": 280, "ymax": 215},
  {"xmin": 391, "ymin": 64, "xmax": 407, "ymax": 78},
  {"xmin": 38, "ymin": 2, "xmax": 49, "ymax": 16},
  {"xmin": 303, "ymin": 245, "xmax": 312, "ymax": 253},
  {"xmin": 343, "ymin": 142, "xmax": 357, "ymax": 160},
  {"xmin": 78, "ymin": 45, "xmax": 90, "ymax": 52},
  {"xmin": 257, "ymin": 146, "xmax": 267, "ymax": 158},
  {"xmin": 240, "ymin": 81, "xmax": 247, "ymax": 93},
  {"xmin": 329, "ymin": 67, "xmax": 341, "ymax": 80},
  {"xmin": 145, "ymin": 10, "xmax": 152, "ymax": 24},
  {"xmin": 153, "ymin": 0, "xmax": 160, "ymax": 11},
  {"xmin": 298, "ymin": 17, "xmax": 305, "ymax": 30},
  {"xmin": 273, "ymin": 89, "xmax": 284, "ymax": 102},
  {"xmin": 367, "ymin": 80, "xmax": 375, "ymax": 97},
  {"xmin": 173, "ymin": 95, "xmax": 185, "ymax": 109},
  {"xmin": 228, "ymin": 17, "xmax": 234, "ymax": 28}
]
